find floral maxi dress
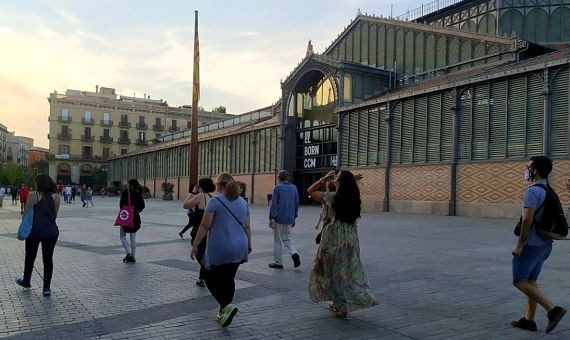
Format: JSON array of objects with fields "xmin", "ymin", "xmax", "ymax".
[{"xmin": 308, "ymin": 192, "xmax": 378, "ymax": 312}]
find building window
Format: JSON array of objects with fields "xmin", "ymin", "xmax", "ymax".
[
  {"xmin": 103, "ymin": 112, "xmax": 110, "ymax": 123},
  {"xmin": 83, "ymin": 146, "xmax": 92, "ymax": 159},
  {"xmin": 139, "ymin": 116, "xmax": 145, "ymax": 124},
  {"xmin": 120, "ymin": 130, "xmax": 128, "ymax": 140},
  {"xmin": 59, "ymin": 145, "xmax": 70, "ymax": 155},
  {"xmin": 84, "ymin": 111, "xmax": 91, "ymax": 120},
  {"xmin": 103, "ymin": 129, "xmax": 110, "ymax": 138},
  {"xmin": 155, "ymin": 117, "xmax": 161, "ymax": 125},
  {"xmin": 61, "ymin": 125, "xmax": 69, "ymax": 135},
  {"xmin": 103, "ymin": 147, "xmax": 110, "ymax": 159},
  {"xmin": 84, "ymin": 127, "xmax": 91, "ymax": 137},
  {"xmin": 61, "ymin": 108, "xmax": 69, "ymax": 121},
  {"xmin": 139, "ymin": 132, "xmax": 146, "ymax": 141},
  {"xmin": 121, "ymin": 148, "xmax": 128, "ymax": 155},
  {"xmin": 172, "ymin": 120, "xmax": 177, "ymax": 128}
]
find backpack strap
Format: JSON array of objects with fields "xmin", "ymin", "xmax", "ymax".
[{"xmin": 531, "ymin": 183, "xmax": 548, "ymax": 215}]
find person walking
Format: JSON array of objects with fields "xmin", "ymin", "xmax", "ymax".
[
  {"xmin": 307, "ymin": 170, "xmax": 378, "ymax": 319},
  {"xmin": 181, "ymin": 178, "xmax": 216, "ymax": 287},
  {"xmin": 81, "ymin": 185, "xmax": 88, "ymax": 207},
  {"xmin": 511, "ymin": 156, "xmax": 566, "ymax": 333},
  {"xmin": 11, "ymin": 186, "xmax": 18, "ymax": 205},
  {"xmin": 18, "ymin": 185, "xmax": 29, "ymax": 214},
  {"xmin": 191, "ymin": 173, "xmax": 251, "ymax": 328},
  {"xmin": 119, "ymin": 179, "xmax": 145, "ymax": 263},
  {"xmin": 86, "ymin": 187, "xmax": 94, "ymax": 207},
  {"xmin": 71, "ymin": 185, "xmax": 77, "ymax": 203},
  {"xmin": 64, "ymin": 185, "xmax": 71, "ymax": 204},
  {"xmin": 0, "ymin": 185, "xmax": 5, "ymax": 208},
  {"xmin": 15, "ymin": 174, "xmax": 60, "ymax": 296},
  {"xmin": 268, "ymin": 170, "xmax": 300, "ymax": 269}
]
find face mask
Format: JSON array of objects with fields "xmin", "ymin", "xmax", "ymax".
[{"xmin": 524, "ymin": 169, "xmax": 535, "ymax": 182}]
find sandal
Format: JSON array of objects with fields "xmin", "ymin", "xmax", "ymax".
[
  {"xmin": 328, "ymin": 303, "xmax": 338, "ymax": 312},
  {"xmin": 335, "ymin": 310, "xmax": 350, "ymax": 320}
]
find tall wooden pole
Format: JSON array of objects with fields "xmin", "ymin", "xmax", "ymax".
[{"xmin": 189, "ymin": 10, "xmax": 200, "ymax": 189}]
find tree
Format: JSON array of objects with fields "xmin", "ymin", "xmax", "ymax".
[
  {"xmin": 213, "ymin": 105, "xmax": 226, "ymax": 113},
  {"xmin": 0, "ymin": 163, "xmax": 32, "ymax": 186},
  {"xmin": 31, "ymin": 160, "xmax": 49, "ymax": 175},
  {"xmin": 92, "ymin": 167, "xmax": 108, "ymax": 190}
]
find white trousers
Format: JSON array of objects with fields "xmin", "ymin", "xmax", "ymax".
[
  {"xmin": 273, "ymin": 223, "xmax": 297, "ymax": 265},
  {"xmin": 120, "ymin": 228, "xmax": 137, "ymax": 257}
]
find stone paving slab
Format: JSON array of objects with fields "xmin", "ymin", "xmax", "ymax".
[{"xmin": 1, "ymin": 196, "xmax": 570, "ymax": 339}]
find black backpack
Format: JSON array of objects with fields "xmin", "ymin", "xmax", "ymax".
[{"xmin": 515, "ymin": 183, "xmax": 568, "ymax": 240}]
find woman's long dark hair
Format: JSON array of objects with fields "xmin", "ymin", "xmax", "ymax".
[
  {"xmin": 128, "ymin": 179, "xmax": 141, "ymax": 193},
  {"xmin": 331, "ymin": 170, "xmax": 361, "ymax": 224},
  {"xmin": 35, "ymin": 174, "xmax": 56, "ymax": 194}
]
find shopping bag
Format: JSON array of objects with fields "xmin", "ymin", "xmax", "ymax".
[
  {"xmin": 114, "ymin": 191, "xmax": 134, "ymax": 229},
  {"xmin": 17, "ymin": 206, "xmax": 34, "ymax": 240}
]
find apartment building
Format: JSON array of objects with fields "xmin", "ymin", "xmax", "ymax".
[
  {"xmin": 6, "ymin": 133, "xmax": 33, "ymax": 170},
  {"xmin": 48, "ymin": 86, "xmax": 230, "ymax": 185},
  {"xmin": 0, "ymin": 123, "xmax": 8, "ymax": 168}
]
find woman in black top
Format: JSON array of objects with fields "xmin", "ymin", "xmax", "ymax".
[
  {"xmin": 119, "ymin": 179, "xmax": 145, "ymax": 263},
  {"xmin": 16, "ymin": 174, "xmax": 60, "ymax": 296},
  {"xmin": 183, "ymin": 178, "xmax": 216, "ymax": 286}
]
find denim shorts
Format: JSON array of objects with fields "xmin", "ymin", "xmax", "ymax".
[{"xmin": 512, "ymin": 244, "xmax": 552, "ymax": 281}]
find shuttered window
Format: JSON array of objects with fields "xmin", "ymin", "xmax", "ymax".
[
  {"xmin": 401, "ymin": 99, "xmax": 414, "ymax": 163},
  {"xmin": 425, "ymin": 34, "xmax": 435, "ymax": 71},
  {"xmin": 526, "ymin": 73, "xmax": 543, "ymax": 156},
  {"xmin": 348, "ymin": 112, "xmax": 358, "ymax": 167},
  {"xmin": 386, "ymin": 27, "xmax": 395, "ymax": 71},
  {"xmin": 368, "ymin": 108, "xmax": 379, "ymax": 165},
  {"xmin": 354, "ymin": 25, "xmax": 361, "ymax": 63},
  {"xmin": 377, "ymin": 25, "xmax": 386, "ymax": 69},
  {"xmin": 340, "ymin": 115, "xmax": 349, "ymax": 166},
  {"xmin": 339, "ymin": 39, "xmax": 346, "ymax": 60},
  {"xmin": 436, "ymin": 36, "xmax": 447, "ymax": 69},
  {"xmin": 441, "ymin": 91, "xmax": 454, "ymax": 162},
  {"xmin": 427, "ymin": 93, "xmax": 442, "ymax": 162},
  {"xmin": 458, "ymin": 88, "xmax": 472, "ymax": 160},
  {"xmin": 395, "ymin": 29, "xmax": 405, "ymax": 75},
  {"xmin": 391, "ymin": 102, "xmax": 402, "ymax": 164},
  {"xmin": 357, "ymin": 110, "xmax": 368, "ymax": 166},
  {"xmin": 507, "ymin": 76, "xmax": 526, "ymax": 157},
  {"xmin": 448, "ymin": 38, "xmax": 459, "ymax": 66},
  {"xmin": 459, "ymin": 40, "xmax": 472, "ymax": 70},
  {"xmin": 550, "ymin": 67, "xmax": 569, "ymax": 155},
  {"xmin": 378, "ymin": 105, "xmax": 388, "ymax": 164},
  {"xmin": 489, "ymin": 80, "xmax": 507, "ymax": 158},
  {"xmin": 404, "ymin": 31, "xmax": 414, "ymax": 76},
  {"xmin": 369, "ymin": 24, "xmax": 377, "ymax": 66},
  {"xmin": 415, "ymin": 32, "xmax": 424, "ymax": 74},
  {"xmin": 414, "ymin": 96, "xmax": 427, "ymax": 162},
  {"xmin": 473, "ymin": 43, "xmax": 486, "ymax": 66},
  {"xmin": 346, "ymin": 31, "xmax": 354, "ymax": 62},
  {"xmin": 473, "ymin": 84, "xmax": 489, "ymax": 160}
]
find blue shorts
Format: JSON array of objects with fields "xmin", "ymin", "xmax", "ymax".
[{"xmin": 512, "ymin": 244, "xmax": 552, "ymax": 281}]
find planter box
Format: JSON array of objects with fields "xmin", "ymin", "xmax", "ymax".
[{"xmin": 163, "ymin": 193, "xmax": 173, "ymax": 201}]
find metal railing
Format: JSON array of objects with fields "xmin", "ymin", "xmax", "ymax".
[
  {"xmin": 136, "ymin": 123, "xmax": 148, "ymax": 130},
  {"xmin": 99, "ymin": 136, "xmax": 113, "ymax": 144},
  {"xmin": 119, "ymin": 121, "xmax": 131, "ymax": 128},
  {"xmin": 57, "ymin": 133, "xmax": 72, "ymax": 140},
  {"xmin": 136, "ymin": 139, "xmax": 148, "ymax": 146},
  {"xmin": 82, "ymin": 118, "xmax": 94, "ymax": 125},
  {"xmin": 118, "ymin": 138, "xmax": 131, "ymax": 145},
  {"xmin": 153, "ymin": 124, "xmax": 164, "ymax": 131},
  {"xmin": 395, "ymin": 0, "xmax": 463, "ymax": 22},
  {"xmin": 100, "ymin": 120, "xmax": 113, "ymax": 127},
  {"xmin": 81, "ymin": 135, "xmax": 94, "ymax": 142}
]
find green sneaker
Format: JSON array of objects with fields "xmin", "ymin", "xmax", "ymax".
[
  {"xmin": 216, "ymin": 311, "xmax": 223, "ymax": 323},
  {"xmin": 220, "ymin": 304, "xmax": 238, "ymax": 328}
]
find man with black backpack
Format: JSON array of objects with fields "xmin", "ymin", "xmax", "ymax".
[{"xmin": 511, "ymin": 156, "xmax": 567, "ymax": 334}]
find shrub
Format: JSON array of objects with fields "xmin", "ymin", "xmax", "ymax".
[
  {"xmin": 161, "ymin": 182, "xmax": 174, "ymax": 193},
  {"xmin": 236, "ymin": 181, "xmax": 247, "ymax": 198}
]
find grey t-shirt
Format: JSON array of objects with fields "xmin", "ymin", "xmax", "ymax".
[{"xmin": 523, "ymin": 178, "xmax": 552, "ymax": 246}]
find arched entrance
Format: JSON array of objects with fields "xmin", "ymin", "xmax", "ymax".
[
  {"xmin": 56, "ymin": 163, "xmax": 71, "ymax": 184},
  {"xmin": 80, "ymin": 164, "xmax": 94, "ymax": 187}
]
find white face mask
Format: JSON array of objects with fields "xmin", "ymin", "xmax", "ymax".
[{"xmin": 524, "ymin": 169, "xmax": 535, "ymax": 182}]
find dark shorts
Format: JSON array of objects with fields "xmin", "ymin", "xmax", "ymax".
[{"xmin": 512, "ymin": 244, "xmax": 552, "ymax": 281}]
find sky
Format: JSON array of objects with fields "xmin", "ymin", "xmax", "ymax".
[{"xmin": 0, "ymin": 0, "xmax": 424, "ymax": 148}]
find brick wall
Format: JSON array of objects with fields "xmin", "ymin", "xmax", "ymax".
[
  {"xmin": 346, "ymin": 167, "xmax": 386, "ymax": 212},
  {"xmin": 252, "ymin": 173, "xmax": 276, "ymax": 205},
  {"xmin": 391, "ymin": 165, "xmax": 451, "ymax": 201}
]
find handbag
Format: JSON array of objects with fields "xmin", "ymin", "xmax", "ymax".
[
  {"xmin": 17, "ymin": 195, "xmax": 36, "ymax": 240},
  {"xmin": 114, "ymin": 190, "xmax": 135, "ymax": 229}
]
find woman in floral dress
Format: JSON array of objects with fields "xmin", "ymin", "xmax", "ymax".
[{"xmin": 307, "ymin": 170, "xmax": 378, "ymax": 319}]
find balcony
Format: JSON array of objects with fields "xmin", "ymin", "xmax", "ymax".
[
  {"xmin": 118, "ymin": 138, "xmax": 131, "ymax": 145},
  {"xmin": 136, "ymin": 139, "xmax": 148, "ymax": 146},
  {"xmin": 152, "ymin": 124, "xmax": 164, "ymax": 132},
  {"xmin": 168, "ymin": 125, "xmax": 179, "ymax": 132},
  {"xmin": 136, "ymin": 123, "xmax": 148, "ymax": 130},
  {"xmin": 82, "ymin": 154, "xmax": 93, "ymax": 160},
  {"xmin": 58, "ymin": 116, "xmax": 71, "ymax": 123},
  {"xmin": 100, "ymin": 120, "xmax": 113, "ymax": 127},
  {"xmin": 119, "ymin": 121, "xmax": 131, "ymax": 128},
  {"xmin": 82, "ymin": 118, "xmax": 94, "ymax": 125},
  {"xmin": 81, "ymin": 135, "xmax": 94, "ymax": 142},
  {"xmin": 57, "ymin": 133, "xmax": 72, "ymax": 140},
  {"xmin": 99, "ymin": 136, "xmax": 114, "ymax": 144}
]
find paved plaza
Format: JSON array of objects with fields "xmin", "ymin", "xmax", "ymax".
[{"xmin": 1, "ymin": 196, "xmax": 570, "ymax": 339}]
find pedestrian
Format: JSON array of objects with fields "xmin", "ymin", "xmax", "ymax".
[
  {"xmin": 81, "ymin": 184, "xmax": 88, "ymax": 207},
  {"xmin": 11, "ymin": 186, "xmax": 18, "ymax": 205},
  {"xmin": 191, "ymin": 172, "xmax": 252, "ymax": 328},
  {"xmin": 0, "ymin": 185, "xmax": 5, "ymax": 208},
  {"xmin": 15, "ymin": 174, "xmax": 60, "ymax": 296},
  {"xmin": 18, "ymin": 185, "xmax": 29, "ymax": 214},
  {"xmin": 71, "ymin": 185, "xmax": 77, "ymax": 202},
  {"xmin": 86, "ymin": 187, "xmax": 94, "ymax": 207},
  {"xmin": 181, "ymin": 178, "xmax": 216, "ymax": 287},
  {"xmin": 511, "ymin": 156, "xmax": 566, "ymax": 333},
  {"xmin": 268, "ymin": 170, "xmax": 300, "ymax": 269},
  {"xmin": 314, "ymin": 180, "xmax": 336, "ymax": 231},
  {"xmin": 307, "ymin": 170, "xmax": 378, "ymax": 319},
  {"xmin": 119, "ymin": 179, "xmax": 145, "ymax": 263},
  {"xmin": 64, "ymin": 185, "xmax": 71, "ymax": 204}
]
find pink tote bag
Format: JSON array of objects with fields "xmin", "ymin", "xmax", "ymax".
[{"xmin": 114, "ymin": 190, "xmax": 135, "ymax": 229}]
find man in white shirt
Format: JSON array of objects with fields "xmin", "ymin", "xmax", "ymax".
[
  {"xmin": 65, "ymin": 185, "xmax": 72, "ymax": 204},
  {"xmin": 0, "ymin": 186, "xmax": 5, "ymax": 208}
]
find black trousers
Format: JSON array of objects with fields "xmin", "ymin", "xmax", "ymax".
[
  {"xmin": 191, "ymin": 233, "xmax": 208, "ymax": 280},
  {"xmin": 24, "ymin": 237, "xmax": 58, "ymax": 289},
  {"xmin": 180, "ymin": 216, "xmax": 193, "ymax": 235},
  {"xmin": 205, "ymin": 263, "xmax": 240, "ymax": 310}
]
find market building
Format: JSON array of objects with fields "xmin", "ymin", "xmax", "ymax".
[{"xmin": 108, "ymin": 0, "xmax": 570, "ymax": 218}]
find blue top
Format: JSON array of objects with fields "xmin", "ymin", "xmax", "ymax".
[
  {"xmin": 523, "ymin": 179, "xmax": 552, "ymax": 246},
  {"xmin": 203, "ymin": 195, "xmax": 249, "ymax": 268},
  {"xmin": 29, "ymin": 192, "xmax": 59, "ymax": 240},
  {"xmin": 269, "ymin": 182, "xmax": 299, "ymax": 224}
]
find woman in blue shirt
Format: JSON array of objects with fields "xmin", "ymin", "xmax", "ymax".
[{"xmin": 191, "ymin": 172, "xmax": 252, "ymax": 328}]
